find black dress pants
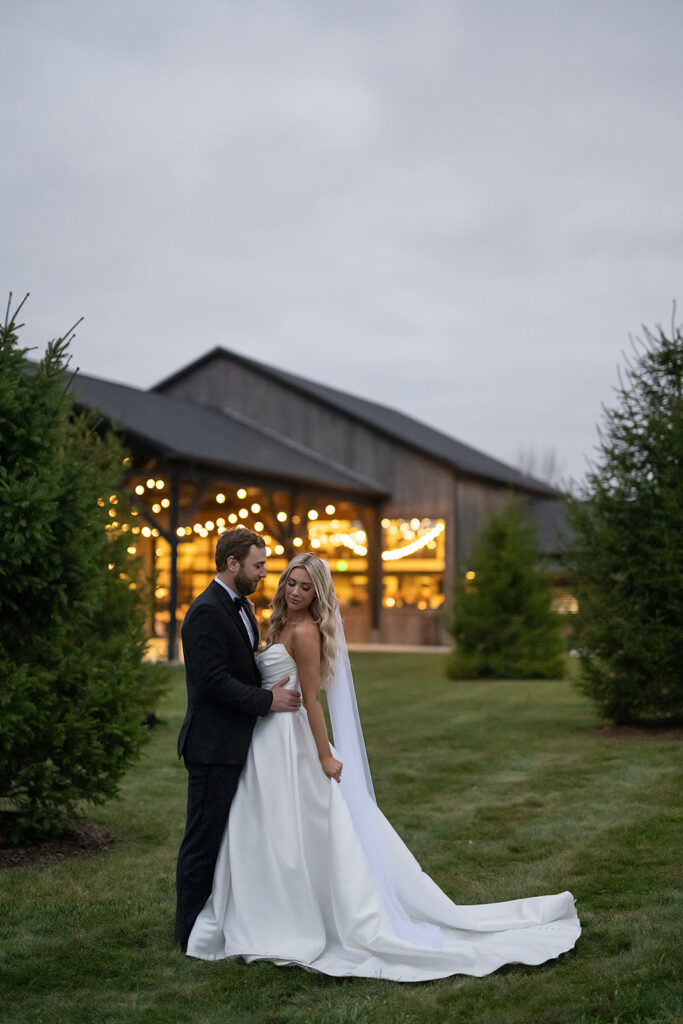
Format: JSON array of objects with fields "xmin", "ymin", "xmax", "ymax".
[{"xmin": 175, "ymin": 761, "xmax": 243, "ymax": 951}]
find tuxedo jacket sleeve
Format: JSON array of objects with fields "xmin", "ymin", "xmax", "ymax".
[{"xmin": 177, "ymin": 581, "xmax": 273, "ymax": 765}]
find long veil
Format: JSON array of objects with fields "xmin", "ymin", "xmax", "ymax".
[{"xmin": 324, "ymin": 602, "xmax": 443, "ymax": 947}]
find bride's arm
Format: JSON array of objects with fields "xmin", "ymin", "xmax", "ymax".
[{"xmin": 292, "ymin": 624, "xmax": 342, "ymax": 783}]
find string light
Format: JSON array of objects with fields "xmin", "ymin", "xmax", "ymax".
[
  {"xmin": 152, "ymin": 503, "xmax": 161, "ymax": 513},
  {"xmin": 251, "ymin": 502, "xmax": 261, "ymax": 513},
  {"xmin": 216, "ymin": 493, "xmax": 226, "ymax": 504},
  {"xmin": 465, "ymin": 570, "xmax": 476, "ymax": 581},
  {"xmin": 146, "ymin": 478, "xmax": 155, "ymax": 488},
  {"xmin": 308, "ymin": 510, "xmax": 318, "ymax": 520},
  {"xmin": 155, "ymin": 480, "xmax": 164, "ymax": 490},
  {"xmin": 161, "ymin": 498, "xmax": 170, "ymax": 508},
  {"xmin": 293, "ymin": 537, "xmax": 303, "ymax": 547},
  {"xmin": 238, "ymin": 508, "xmax": 248, "ymax": 519},
  {"xmin": 277, "ymin": 511, "xmax": 287, "ymax": 522},
  {"xmin": 274, "ymin": 545, "xmax": 284, "ymax": 555},
  {"xmin": 237, "ymin": 488, "xmax": 247, "ymax": 499},
  {"xmin": 325, "ymin": 505, "xmax": 336, "ymax": 515},
  {"xmin": 228, "ymin": 513, "xmax": 238, "ymax": 524},
  {"xmin": 382, "ymin": 522, "xmax": 445, "ymax": 561},
  {"xmin": 254, "ymin": 521, "xmax": 264, "ymax": 532}
]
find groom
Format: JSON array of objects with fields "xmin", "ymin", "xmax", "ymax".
[{"xmin": 174, "ymin": 528, "xmax": 300, "ymax": 951}]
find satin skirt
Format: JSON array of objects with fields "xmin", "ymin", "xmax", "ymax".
[{"xmin": 187, "ymin": 646, "xmax": 580, "ymax": 981}]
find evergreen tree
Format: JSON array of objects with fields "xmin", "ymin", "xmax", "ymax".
[
  {"xmin": 447, "ymin": 500, "xmax": 565, "ymax": 680},
  {"xmin": 567, "ymin": 316, "xmax": 683, "ymax": 724},
  {"xmin": 0, "ymin": 295, "xmax": 150, "ymax": 841}
]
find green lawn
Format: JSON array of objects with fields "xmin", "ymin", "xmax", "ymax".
[{"xmin": 1, "ymin": 654, "xmax": 681, "ymax": 1024}]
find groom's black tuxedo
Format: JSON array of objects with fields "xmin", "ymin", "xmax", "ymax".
[
  {"xmin": 175, "ymin": 579, "xmax": 273, "ymax": 950},
  {"xmin": 177, "ymin": 579, "xmax": 272, "ymax": 764}
]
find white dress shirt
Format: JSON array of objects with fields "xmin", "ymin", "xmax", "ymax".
[{"xmin": 214, "ymin": 576, "xmax": 256, "ymax": 649}]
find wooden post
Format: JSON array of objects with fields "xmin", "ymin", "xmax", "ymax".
[
  {"xmin": 167, "ymin": 473, "xmax": 180, "ymax": 662},
  {"xmin": 367, "ymin": 505, "xmax": 383, "ymax": 642}
]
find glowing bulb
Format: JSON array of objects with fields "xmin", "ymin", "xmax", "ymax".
[
  {"xmin": 311, "ymin": 538, "xmax": 320, "ymax": 548},
  {"xmin": 307, "ymin": 510, "xmax": 318, "ymax": 520},
  {"xmin": 465, "ymin": 570, "xmax": 476, "ymax": 581},
  {"xmin": 293, "ymin": 537, "xmax": 303, "ymax": 548},
  {"xmin": 127, "ymin": 545, "xmax": 137, "ymax": 554},
  {"xmin": 216, "ymin": 493, "xmax": 226, "ymax": 504},
  {"xmin": 161, "ymin": 498, "xmax": 170, "ymax": 508},
  {"xmin": 277, "ymin": 511, "xmax": 287, "ymax": 522},
  {"xmin": 152, "ymin": 503, "xmax": 161, "ymax": 513},
  {"xmin": 155, "ymin": 479, "xmax": 164, "ymax": 490},
  {"xmin": 251, "ymin": 502, "xmax": 261, "ymax": 513},
  {"xmin": 254, "ymin": 521, "xmax": 264, "ymax": 532},
  {"xmin": 216, "ymin": 517, "xmax": 225, "ymax": 527},
  {"xmin": 146, "ymin": 478, "xmax": 155, "ymax": 488},
  {"xmin": 237, "ymin": 488, "xmax": 247, "ymax": 499},
  {"xmin": 381, "ymin": 518, "xmax": 390, "ymax": 528},
  {"xmin": 135, "ymin": 484, "xmax": 145, "ymax": 495},
  {"xmin": 205, "ymin": 521, "xmax": 214, "ymax": 530},
  {"xmin": 228, "ymin": 513, "xmax": 238, "ymax": 524},
  {"xmin": 176, "ymin": 527, "xmax": 185, "ymax": 537},
  {"xmin": 238, "ymin": 508, "xmax": 248, "ymax": 519},
  {"xmin": 325, "ymin": 505, "xmax": 336, "ymax": 515},
  {"xmin": 142, "ymin": 527, "xmax": 151, "ymax": 537},
  {"xmin": 274, "ymin": 545, "xmax": 284, "ymax": 555}
]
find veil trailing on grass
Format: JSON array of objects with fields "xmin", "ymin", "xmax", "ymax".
[{"xmin": 324, "ymin": 598, "xmax": 443, "ymax": 947}]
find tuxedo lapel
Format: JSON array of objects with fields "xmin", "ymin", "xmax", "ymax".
[{"xmin": 209, "ymin": 580, "xmax": 255, "ymax": 655}]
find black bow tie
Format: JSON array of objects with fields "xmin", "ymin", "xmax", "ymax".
[{"xmin": 233, "ymin": 595, "xmax": 249, "ymax": 612}]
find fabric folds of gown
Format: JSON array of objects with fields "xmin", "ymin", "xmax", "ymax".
[{"xmin": 187, "ymin": 645, "xmax": 580, "ymax": 981}]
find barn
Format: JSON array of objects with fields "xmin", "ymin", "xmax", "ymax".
[{"xmin": 69, "ymin": 347, "xmax": 568, "ymax": 659}]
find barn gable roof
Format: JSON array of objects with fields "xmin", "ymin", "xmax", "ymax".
[
  {"xmin": 155, "ymin": 347, "xmax": 557, "ymax": 496},
  {"xmin": 66, "ymin": 369, "xmax": 386, "ymax": 497}
]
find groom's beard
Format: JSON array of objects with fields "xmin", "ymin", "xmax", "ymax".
[{"xmin": 234, "ymin": 566, "xmax": 259, "ymax": 597}]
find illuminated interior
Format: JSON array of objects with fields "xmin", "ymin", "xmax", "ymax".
[
  {"xmin": 381, "ymin": 517, "xmax": 446, "ymax": 610},
  {"xmin": 124, "ymin": 475, "xmax": 448, "ymax": 643}
]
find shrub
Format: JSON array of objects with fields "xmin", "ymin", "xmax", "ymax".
[
  {"xmin": 447, "ymin": 500, "xmax": 565, "ymax": 680},
  {"xmin": 566, "ymin": 315, "xmax": 683, "ymax": 724},
  {"xmin": 0, "ymin": 296, "xmax": 150, "ymax": 841}
]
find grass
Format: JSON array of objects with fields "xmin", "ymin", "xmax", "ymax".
[{"xmin": 1, "ymin": 653, "xmax": 681, "ymax": 1024}]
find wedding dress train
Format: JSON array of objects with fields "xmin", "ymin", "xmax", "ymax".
[{"xmin": 186, "ymin": 644, "xmax": 580, "ymax": 981}]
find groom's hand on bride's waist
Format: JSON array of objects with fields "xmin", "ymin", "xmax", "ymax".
[{"xmin": 270, "ymin": 677, "xmax": 302, "ymax": 713}]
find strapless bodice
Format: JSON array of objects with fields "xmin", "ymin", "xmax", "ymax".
[{"xmin": 256, "ymin": 643, "xmax": 300, "ymax": 692}]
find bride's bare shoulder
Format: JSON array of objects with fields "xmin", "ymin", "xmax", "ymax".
[{"xmin": 291, "ymin": 620, "xmax": 322, "ymax": 656}]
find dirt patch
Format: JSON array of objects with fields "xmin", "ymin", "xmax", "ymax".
[
  {"xmin": 597, "ymin": 724, "xmax": 683, "ymax": 741},
  {"xmin": 0, "ymin": 813, "xmax": 114, "ymax": 869}
]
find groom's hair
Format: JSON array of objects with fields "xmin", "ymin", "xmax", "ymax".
[{"xmin": 215, "ymin": 528, "xmax": 265, "ymax": 571}]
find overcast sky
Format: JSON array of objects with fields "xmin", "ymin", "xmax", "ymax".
[{"xmin": 3, "ymin": 1, "xmax": 682, "ymax": 485}]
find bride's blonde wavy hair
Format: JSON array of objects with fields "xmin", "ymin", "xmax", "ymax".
[{"xmin": 265, "ymin": 554, "xmax": 339, "ymax": 687}]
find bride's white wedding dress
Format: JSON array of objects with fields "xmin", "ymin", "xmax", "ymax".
[{"xmin": 187, "ymin": 644, "xmax": 580, "ymax": 981}]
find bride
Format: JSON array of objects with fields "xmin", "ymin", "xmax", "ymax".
[{"xmin": 186, "ymin": 553, "xmax": 580, "ymax": 981}]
